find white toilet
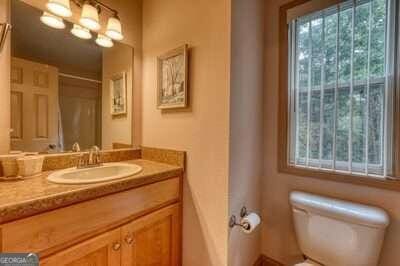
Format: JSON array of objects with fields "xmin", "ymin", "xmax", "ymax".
[{"xmin": 290, "ymin": 191, "xmax": 390, "ymax": 266}]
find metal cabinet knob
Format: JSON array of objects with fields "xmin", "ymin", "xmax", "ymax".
[
  {"xmin": 124, "ymin": 235, "xmax": 134, "ymax": 245},
  {"xmin": 112, "ymin": 242, "xmax": 121, "ymax": 251}
]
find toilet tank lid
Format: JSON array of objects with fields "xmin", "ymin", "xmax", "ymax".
[{"xmin": 290, "ymin": 191, "xmax": 389, "ymax": 228}]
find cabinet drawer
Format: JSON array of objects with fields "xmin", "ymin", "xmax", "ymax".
[{"xmin": 1, "ymin": 177, "xmax": 180, "ymax": 255}]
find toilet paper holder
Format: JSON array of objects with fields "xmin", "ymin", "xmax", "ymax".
[{"xmin": 229, "ymin": 206, "xmax": 250, "ymax": 229}]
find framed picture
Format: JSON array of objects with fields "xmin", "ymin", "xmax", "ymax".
[
  {"xmin": 157, "ymin": 44, "xmax": 188, "ymax": 109},
  {"xmin": 110, "ymin": 72, "xmax": 127, "ymax": 115}
]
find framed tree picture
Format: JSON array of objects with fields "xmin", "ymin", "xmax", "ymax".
[
  {"xmin": 157, "ymin": 44, "xmax": 188, "ymax": 109},
  {"xmin": 110, "ymin": 72, "xmax": 127, "ymax": 115}
]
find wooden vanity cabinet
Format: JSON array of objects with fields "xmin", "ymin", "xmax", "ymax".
[
  {"xmin": 0, "ymin": 177, "xmax": 182, "ymax": 266},
  {"xmin": 41, "ymin": 204, "xmax": 180, "ymax": 266}
]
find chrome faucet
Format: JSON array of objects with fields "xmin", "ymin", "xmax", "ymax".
[
  {"xmin": 76, "ymin": 146, "xmax": 102, "ymax": 169},
  {"xmin": 88, "ymin": 146, "xmax": 101, "ymax": 166}
]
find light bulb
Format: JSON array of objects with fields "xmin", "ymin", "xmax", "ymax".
[
  {"xmin": 40, "ymin": 12, "xmax": 65, "ymax": 29},
  {"xmin": 96, "ymin": 34, "xmax": 113, "ymax": 48},
  {"xmin": 71, "ymin": 24, "xmax": 92, "ymax": 39},
  {"xmin": 80, "ymin": 3, "xmax": 100, "ymax": 31},
  {"xmin": 46, "ymin": 0, "xmax": 72, "ymax": 17},
  {"xmin": 105, "ymin": 16, "xmax": 123, "ymax": 40}
]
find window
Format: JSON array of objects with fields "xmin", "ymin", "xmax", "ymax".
[{"xmin": 286, "ymin": 0, "xmax": 397, "ymax": 178}]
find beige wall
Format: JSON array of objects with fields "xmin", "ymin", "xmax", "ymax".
[
  {"xmin": 102, "ymin": 43, "xmax": 133, "ymax": 149},
  {"xmin": 262, "ymin": 0, "xmax": 400, "ymax": 265},
  {"xmin": 142, "ymin": 0, "xmax": 231, "ymax": 265},
  {"xmin": 228, "ymin": 0, "xmax": 264, "ymax": 265},
  {"xmin": 0, "ymin": 0, "xmax": 11, "ymax": 153}
]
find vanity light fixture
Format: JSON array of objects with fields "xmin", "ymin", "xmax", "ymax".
[
  {"xmin": 42, "ymin": 0, "xmax": 122, "ymax": 48},
  {"xmin": 71, "ymin": 24, "xmax": 92, "ymax": 39},
  {"xmin": 105, "ymin": 16, "xmax": 123, "ymax": 40},
  {"xmin": 40, "ymin": 12, "xmax": 66, "ymax": 29},
  {"xmin": 95, "ymin": 33, "xmax": 113, "ymax": 48},
  {"xmin": 79, "ymin": 2, "xmax": 100, "ymax": 31},
  {"xmin": 46, "ymin": 0, "xmax": 72, "ymax": 17}
]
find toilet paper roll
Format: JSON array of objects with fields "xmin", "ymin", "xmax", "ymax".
[
  {"xmin": 294, "ymin": 262, "xmax": 318, "ymax": 266},
  {"xmin": 240, "ymin": 213, "xmax": 261, "ymax": 234},
  {"xmin": 294, "ymin": 259, "xmax": 322, "ymax": 266}
]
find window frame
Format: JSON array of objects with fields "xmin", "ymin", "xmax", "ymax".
[{"xmin": 278, "ymin": 0, "xmax": 400, "ymax": 191}]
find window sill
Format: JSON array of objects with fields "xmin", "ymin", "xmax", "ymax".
[{"xmin": 278, "ymin": 164, "xmax": 400, "ymax": 192}]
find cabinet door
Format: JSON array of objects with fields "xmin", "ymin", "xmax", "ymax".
[
  {"xmin": 40, "ymin": 228, "xmax": 121, "ymax": 266},
  {"xmin": 121, "ymin": 204, "xmax": 181, "ymax": 266}
]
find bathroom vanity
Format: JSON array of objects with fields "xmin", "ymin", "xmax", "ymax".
[{"xmin": 0, "ymin": 147, "xmax": 184, "ymax": 266}]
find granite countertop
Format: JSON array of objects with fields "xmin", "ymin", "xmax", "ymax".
[{"xmin": 0, "ymin": 159, "xmax": 183, "ymax": 224}]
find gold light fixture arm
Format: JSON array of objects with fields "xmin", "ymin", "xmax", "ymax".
[
  {"xmin": 0, "ymin": 22, "xmax": 11, "ymax": 53},
  {"xmin": 71, "ymin": 0, "xmax": 119, "ymax": 17}
]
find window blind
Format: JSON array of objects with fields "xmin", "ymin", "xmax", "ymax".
[{"xmin": 288, "ymin": 0, "xmax": 395, "ymax": 177}]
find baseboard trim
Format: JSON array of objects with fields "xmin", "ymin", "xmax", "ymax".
[{"xmin": 254, "ymin": 254, "xmax": 284, "ymax": 266}]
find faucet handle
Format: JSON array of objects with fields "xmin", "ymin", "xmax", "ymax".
[{"xmin": 91, "ymin": 145, "xmax": 100, "ymax": 152}]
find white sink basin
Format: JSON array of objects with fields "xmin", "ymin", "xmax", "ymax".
[{"xmin": 47, "ymin": 163, "xmax": 143, "ymax": 184}]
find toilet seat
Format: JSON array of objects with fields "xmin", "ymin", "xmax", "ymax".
[{"xmin": 294, "ymin": 259, "xmax": 322, "ymax": 266}]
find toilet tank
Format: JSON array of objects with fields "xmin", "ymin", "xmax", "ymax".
[{"xmin": 290, "ymin": 191, "xmax": 389, "ymax": 266}]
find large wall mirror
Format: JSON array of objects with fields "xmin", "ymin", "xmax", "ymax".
[{"xmin": 9, "ymin": 0, "xmax": 134, "ymax": 154}]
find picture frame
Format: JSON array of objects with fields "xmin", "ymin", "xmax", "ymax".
[
  {"xmin": 110, "ymin": 72, "xmax": 127, "ymax": 115},
  {"xmin": 157, "ymin": 44, "xmax": 188, "ymax": 109}
]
